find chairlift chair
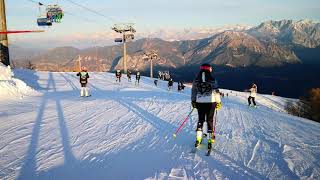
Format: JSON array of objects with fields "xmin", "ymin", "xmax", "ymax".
[
  {"xmin": 114, "ymin": 38, "xmax": 123, "ymax": 43},
  {"xmin": 37, "ymin": 17, "xmax": 52, "ymax": 26},
  {"xmin": 37, "ymin": 2, "xmax": 51, "ymax": 26},
  {"xmin": 142, "ymin": 54, "xmax": 149, "ymax": 61},
  {"xmin": 151, "ymin": 54, "xmax": 158, "ymax": 59},
  {"xmin": 46, "ymin": 4, "xmax": 64, "ymax": 23}
]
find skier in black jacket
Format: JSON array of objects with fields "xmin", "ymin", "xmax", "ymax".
[
  {"xmin": 127, "ymin": 70, "xmax": 132, "ymax": 82},
  {"xmin": 115, "ymin": 69, "xmax": 121, "ymax": 82},
  {"xmin": 135, "ymin": 71, "xmax": 141, "ymax": 85},
  {"xmin": 191, "ymin": 64, "xmax": 222, "ymax": 149},
  {"xmin": 76, "ymin": 66, "xmax": 90, "ymax": 97},
  {"xmin": 168, "ymin": 78, "xmax": 174, "ymax": 91},
  {"xmin": 178, "ymin": 81, "xmax": 185, "ymax": 92}
]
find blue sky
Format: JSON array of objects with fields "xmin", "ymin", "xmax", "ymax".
[{"xmin": 5, "ymin": 0, "xmax": 320, "ymax": 48}]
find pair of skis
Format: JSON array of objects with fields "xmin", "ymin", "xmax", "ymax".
[
  {"xmin": 206, "ymin": 148, "xmax": 212, "ymax": 156},
  {"xmin": 173, "ymin": 108, "xmax": 218, "ymax": 156},
  {"xmin": 191, "ymin": 144, "xmax": 212, "ymax": 156},
  {"xmin": 80, "ymin": 94, "xmax": 92, "ymax": 98}
]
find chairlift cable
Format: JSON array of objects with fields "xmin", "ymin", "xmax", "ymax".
[
  {"xmin": 63, "ymin": 11, "xmax": 103, "ymax": 25},
  {"xmin": 26, "ymin": 0, "xmax": 40, "ymax": 3},
  {"xmin": 63, "ymin": 0, "xmax": 115, "ymax": 23}
]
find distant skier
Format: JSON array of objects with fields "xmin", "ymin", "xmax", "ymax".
[
  {"xmin": 160, "ymin": 72, "xmax": 165, "ymax": 80},
  {"xmin": 177, "ymin": 81, "xmax": 185, "ymax": 92},
  {"xmin": 154, "ymin": 79, "xmax": 158, "ymax": 86},
  {"xmin": 248, "ymin": 83, "xmax": 257, "ymax": 107},
  {"xmin": 158, "ymin": 71, "xmax": 162, "ymax": 80},
  {"xmin": 165, "ymin": 72, "xmax": 170, "ymax": 81},
  {"xmin": 135, "ymin": 71, "xmax": 141, "ymax": 85},
  {"xmin": 168, "ymin": 78, "xmax": 174, "ymax": 91},
  {"xmin": 76, "ymin": 66, "xmax": 90, "ymax": 97},
  {"xmin": 191, "ymin": 64, "xmax": 222, "ymax": 150},
  {"xmin": 115, "ymin": 69, "xmax": 121, "ymax": 83},
  {"xmin": 127, "ymin": 70, "xmax": 132, "ymax": 82}
]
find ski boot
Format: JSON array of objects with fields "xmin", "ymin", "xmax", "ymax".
[
  {"xmin": 207, "ymin": 133, "xmax": 215, "ymax": 150},
  {"xmin": 80, "ymin": 88, "xmax": 84, "ymax": 97},
  {"xmin": 195, "ymin": 130, "xmax": 203, "ymax": 148}
]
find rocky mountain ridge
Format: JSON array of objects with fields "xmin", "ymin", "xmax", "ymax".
[{"xmin": 11, "ymin": 19, "xmax": 320, "ymax": 71}]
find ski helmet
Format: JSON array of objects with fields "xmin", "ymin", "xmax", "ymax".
[
  {"xmin": 81, "ymin": 66, "xmax": 87, "ymax": 71},
  {"xmin": 200, "ymin": 63, "xmax": 212, "ymax": 72}
]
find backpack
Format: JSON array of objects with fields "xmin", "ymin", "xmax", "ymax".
[
  {"xmin": 80, "ymin": 72, "xmax": 88, "ymax": 84},
  {"xmin": 196, "ymin": 81, "xmax": 220, "ymax": 103}
]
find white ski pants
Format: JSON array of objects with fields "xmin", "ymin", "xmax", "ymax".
[{"xmin": 80, "ymin": 87, "xmax": 89, "ymax": 96}]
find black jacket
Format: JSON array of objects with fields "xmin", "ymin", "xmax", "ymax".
[
  {"xmin": 77, "ymin": 72, "xmax": 89, "ymax": 84},
  {"xmin": 116, "ymin": 71, "xmax": 121, "ymax": 77}
]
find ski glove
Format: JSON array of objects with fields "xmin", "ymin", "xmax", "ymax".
[
  {"xmin": 216, "ymin": 102, "xmax": 222, "ymax": 110},
  {"xmin": 192, "ymin": 101, "xmax": 197, "ymax": 109}
]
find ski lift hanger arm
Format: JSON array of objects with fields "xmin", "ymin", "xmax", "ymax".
[{"xmin": 0, "ymin": 30, "xmax": 45, "ymax": 34}]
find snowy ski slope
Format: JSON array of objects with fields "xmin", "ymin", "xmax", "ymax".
[{"xmin": 0, "ymin": 71, "xmax": 319, "ymax": 180}]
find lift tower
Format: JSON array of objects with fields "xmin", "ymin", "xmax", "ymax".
[
  {"xmin": 0, "ymin": 0, "xmax": 10, "ymax": 66},
  {"xmin": 143, "ymin": 51, "xmax": 158, "ymax": 78},
  {"xmin": 112, "ymin": 23, "xmax": 135, "ymax": 74}
]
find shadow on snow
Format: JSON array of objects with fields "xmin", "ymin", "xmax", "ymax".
[{"xmin": 17, "ymin": 72, "xmax": 266, "ymax": 180}]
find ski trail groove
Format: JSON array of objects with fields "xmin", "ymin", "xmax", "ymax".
[{"xmin": 246, "ymin": 140, "xmax": 261, "ymax": 167}]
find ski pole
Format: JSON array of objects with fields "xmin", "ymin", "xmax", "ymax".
[
  {"xmin": 212, "ymin": 109, "xmax": 218, "ymax": 140},
  {"xmin": 173, "ymin": 108, "xmax": 194, "ymax": 139}
]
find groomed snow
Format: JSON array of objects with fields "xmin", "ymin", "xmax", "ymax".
[{"xmin": 0, "ymin": 70, "xmax": 319, "ymax": 180}]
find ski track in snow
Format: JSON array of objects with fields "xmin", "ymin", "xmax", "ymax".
[{"xmin": 0, "ymin": 71, "xmax": 319, "ymax": 180}]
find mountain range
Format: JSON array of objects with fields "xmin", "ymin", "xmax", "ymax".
[
  {"xmin": 10, "ymin": 19, "xmax": 320, "ymax": 97},
  {"xmin": 248, "ymin": 19, "xmax": 320, "ymax": 48}
]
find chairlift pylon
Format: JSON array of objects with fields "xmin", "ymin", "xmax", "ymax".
[{"xmin": 124, "ymin": 33, "xmax": 134, "ymax": 42}]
